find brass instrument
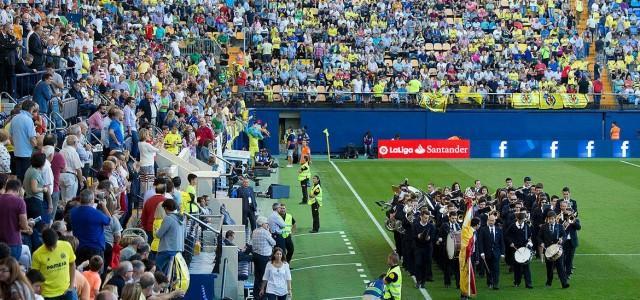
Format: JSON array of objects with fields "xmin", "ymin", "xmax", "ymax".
[{"xmin": 457, "ymin": 214, "xmax": 465, "ymax": 223}]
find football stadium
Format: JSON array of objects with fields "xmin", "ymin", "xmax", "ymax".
[{"xmin": 0, "ymin": 0, "xmax": 640, "ymax": 300}]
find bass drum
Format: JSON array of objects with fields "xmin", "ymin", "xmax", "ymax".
[{"xmin": 446, "ymin": 232, "xmax": 461, "ymax": 259}]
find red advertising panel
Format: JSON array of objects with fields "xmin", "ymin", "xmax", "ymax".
[{"xmin": 377, "ymin": 139, "xmax": 471, "ymax": 159}]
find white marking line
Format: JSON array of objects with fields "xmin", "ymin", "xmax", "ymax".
[
  {"xmin": 291, "ymin": 252, "xmax": 355, "ymax": 262},
  {"xmin": 355, "ymin": 263, "xmax": 362, "ymax": 267},
  {"xmin": 295, "ymin": 231, "xmax": 343, "ymax": 237},
  {"xmin": 331, "ymin": 161, "xmax": 432, "ymax": 300},
  {"xmin": 339, "ymin": 231, "xmax": 345, "ymax": 234},
  {"xmin": 345, "ymin": 242, "xmax": 352, "ymax": 245},
  {"xmin": 341, "ymin": 235, "xmax": 347, "ymax": 238},
  {"xmin": 291, "ymin": 263, "xmax": 360, "ymax": 272},
  {"xmin": 348, "ymin": 246, "xmax": 354, "ymax": 250},
  {"xmin": 360, "ymin": 274, "xmax": 368, "ymax": 278},
  {"xmin": 621, "ymin": 160, "xmax": 640, "ymax": 168},
  {"xmin": 357, "ymin": 269, "xmax": 365, "ymax": 272},
  {"xmin": 576, "ymin": 253, "xmax": 640, "ymax": 256},
  {"xmin": 343, "ymin": 238, "xmax": 350, "ymax": 242},
  {"xmin": 321, "ymin": 297, "xmax": 362, "ymax": 300}
]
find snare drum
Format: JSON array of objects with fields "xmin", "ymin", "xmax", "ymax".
[
  {"xmin": 446, "ymin": 232, "xmax": 461, "ymax": 259},
  {"xmin": 544, "ymin": 244, "xmax": 563, "ymax": 261},
  {"xmin": 514, "ymin": 247, "xmax": 533, "ymax": 264}
]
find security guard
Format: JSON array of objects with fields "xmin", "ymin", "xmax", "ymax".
[
  {"xmin": 279, "ymin": 203, "xmax": 296, "ymax": 262},
  {"xmin": 383, "ymin": 252, "xmax": 402, "ymax": 300},
  {"xmin": 298, "ymin": 155, "xmax": 311, "ymax": 204},
  {"xmin": 308, "ymin": 175, "xmax": 322, "ymax": 233}
]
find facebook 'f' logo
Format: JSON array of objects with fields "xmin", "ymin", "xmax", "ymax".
[
  {"xmin": 586, "ymin": 140, "xmax": 595, "ymax": 158},
  {"xmin": 499, "ymin": 141, "xmax": 508, "ymax": 158},
  {"xmin": 550, "ymin": 141, "xmax": 559, "ymax": 158},
  {"xmin": 621, "ymin": 140, "xmax": 630, "ymax": 158}
]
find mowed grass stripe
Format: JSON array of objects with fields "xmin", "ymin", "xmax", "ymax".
[
  {"xmin": 333, "ymin": 160, "xmax": 640, "ymax": 300},
  {"xmin": 279, "ymin": 161, "xmax": 379, "ymax": 299}
]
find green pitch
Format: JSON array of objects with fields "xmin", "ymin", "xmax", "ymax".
[{"xmin": 273, "ymin": 159, "xmax": 640, "ymax": 300}]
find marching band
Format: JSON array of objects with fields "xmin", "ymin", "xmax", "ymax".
[{"xmin": 383, "ymin": 176, "xmax": 580, "ymax": 296}]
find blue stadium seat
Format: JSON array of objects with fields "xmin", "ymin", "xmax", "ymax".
[
  {"xmin": 630, "ymin": 0, "xmax": 640, "ymax": 8},
  {"xmin": 631, "ymin": 26, "xmax": 638, "ymax": 35}
]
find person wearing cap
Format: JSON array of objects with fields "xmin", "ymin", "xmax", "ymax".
[
  {"xmin": 538, "ymin": 211, "xmax": 569, "ymax": 289},
  {"xmin": 251, "ymin": 216, "xmax": 276, "ymax": 299}
]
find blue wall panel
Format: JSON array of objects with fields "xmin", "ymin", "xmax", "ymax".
[
  {"xmin": 249, "ymin": 109, "xmax": 640, "ymax": 155},
  {"xmin": 299, "ymin": 110, "xmax": 428, "ymax": 154}
]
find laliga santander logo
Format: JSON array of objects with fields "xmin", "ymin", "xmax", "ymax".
[
  {"xmin": 415, "ymin": 144, "xmax": 426, "ymax": 154},
  {"xmin": 378, "ymin": 146, "xmax": 389, "ymax": 155}
]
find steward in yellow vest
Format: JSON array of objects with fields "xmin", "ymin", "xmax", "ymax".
[
  {"xmin": 383, "ymin": 253, "xmax": 402, "ymax": 300},
  {"xmin": 297, "ymin": 156, "xmax": 311, "ymax": 204},
  {"xmin": 308, "ymin": 175, "xmax": 322, "ymax": 233},
  {"xmin": 279, "ymin": 204, "xmax": 296, "ymax": 262}
]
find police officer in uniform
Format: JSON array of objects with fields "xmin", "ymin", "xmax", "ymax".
[
  {"xmin": 383, "ymin": 252, "xmax": 402, "ymax": 300},
  {"xmin": 308, "ymin": 175, "xmax": 322, "ymax": 233},
  {"xmin": 0, "ymin": 23, "xmax": 19, "ymax": 98},
  {"xmin": 279, "ymin": 203, "xmax": 296, "ymax": 263},
  {"xmin": 298, "ymin": 155, "xmax": 311, "ymax": 204}
]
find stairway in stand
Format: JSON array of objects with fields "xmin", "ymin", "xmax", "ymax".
[{"xmin": 572, "ymin": 0, "xmax": 616, "ymax": 108}]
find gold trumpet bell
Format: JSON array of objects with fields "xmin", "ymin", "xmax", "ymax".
[{"xmin": 392, "ymin": 185, "xmax": 400, "ymax": 193}]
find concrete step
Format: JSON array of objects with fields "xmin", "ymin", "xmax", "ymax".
[{"xmin": 189, "ymin": 251, "xmax": 216, "ymax": 275}]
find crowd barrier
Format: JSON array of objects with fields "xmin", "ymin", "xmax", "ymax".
[
  {"xmin": 242, "ymin": 91, "xmax": 639, "ymax": 111},
  {"xmin": 15, "ymin": 67, "xmax": 74, "ymax": 99}
]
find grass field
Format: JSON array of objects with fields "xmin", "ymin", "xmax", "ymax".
[{"xmin": 272, "ymin": 158, "xmax": 640, "ymax": 300}]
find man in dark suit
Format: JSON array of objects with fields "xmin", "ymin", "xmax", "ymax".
[
  {"xmin": 0, "ymin": 23, "xmax": 19, "ymax": 98},
  {"xmin": 437, "ymin": 212, "xmax": 461, "ymax": 288},
  {"xmin": 137, "ymin": 92, "xmax": 154, "ymax": 126},
  {"xmin": 27, "ymin": 25, "xmax": 45, "ymax": 71},
  {"xmin": 560, "ymin": 204, "xmax": 580, "ymax": 278},
  {"xmin": 560, "ymin": 187, "xmax": 578, "ymax": 215},
  {"xmin": 538, "ymin": 211, "xmax": 569, "ymax": 289},
  {"xmin": 412, "ymin": 210, "xmax": 436, "ymax": 288},
  {"xmin": 477, "ymin": 214, "xmax": 505, "ymax": 289},
  {"xmin": 506, "ymin": 212, "xmax": 534, "ymax": 289},
  {"xmin": 237, "ymin": 178, "xmax": 257, "ymax": 231}
]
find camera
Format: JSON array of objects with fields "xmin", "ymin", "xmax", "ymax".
[{"xmin": 95, "ymin": 191, "xmax": 106, "ymax": 203}]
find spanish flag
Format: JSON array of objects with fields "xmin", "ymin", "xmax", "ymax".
[
  {"xmin": 459, "ymin": 197, "xmax": 477, "ymax": 298},
  {"xmin": 419, "ymin": 92, "xmax": 448, "ymax": 112}
]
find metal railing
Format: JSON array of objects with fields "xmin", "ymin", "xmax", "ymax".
[
  {"xmin": 235, "ymin": 90, "xmax": 640, "ymax": 110},
  {"xmin": 15, "ymin": 67, "xmax": 75, "ymax": 99},
  {"xmin": 176, "ymin": 38, "xmax": 223, "ymax": 57},
  {"xmin": 183, "ymin": 212, "xmax": 221, "ymax": 263}
]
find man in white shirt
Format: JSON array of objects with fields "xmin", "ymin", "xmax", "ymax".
[{"xmin": 60, "ymin": 135, "xmax": 84, "ymax": 202}]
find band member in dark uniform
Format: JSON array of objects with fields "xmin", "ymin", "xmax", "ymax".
[
  {"xmin": 506, "ymin": 212, "xmax": 534, "ymax": 289},
  {"xmin": 477, "ymin": 214, "xmax": 504, "ymax": 289},
  {"xmin": 538, "ymin": 211, "xmax": 570, "ymax": 289},
  {"xmin": 559, "ymin": 203, "xmax": 580, "ymax": 279},
  {"xmin": 413, "ymin": 209, "xmax": 435, "ymax": 288},
  {"xmin": 438, "ymin": 211, "xmax": 460, "ymax": 288}
]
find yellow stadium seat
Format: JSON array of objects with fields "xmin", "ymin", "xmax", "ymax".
[
  {"xmin": 411, "ymin": 59, "xmax": 419, "ymax": 68},
  {"xmin": 434, "ymin": 43, "xmax": 443, "ymax": 51},
  {"xmin": 425, "ymin": 43, "xmax": 434, "ymax": 51},
  {"xmin": 384, "ymin": 59, "xmax": 392, "ymax": 67},
  {"xmin": 442, "ymin": 43, "xmax": 451, "ymax": 51}
]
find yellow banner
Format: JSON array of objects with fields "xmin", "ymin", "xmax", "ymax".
[
  {"xmin": 512, "ymin": 93, "xmax": 589, "ymax": 109},
  {"xmin": 511, "ymin": 93, "xmax": 540, "ymax": 109},
  {"xmin": 419, "ymin": 92, "xmax": 448, "ymax": 112},
  {"xmin": 539, "ymin": 93, "xmax": 564, "ymax": 109},
  {"xmin": 561, "ymin": 94, "xmax": 589, "ymax": 108}
]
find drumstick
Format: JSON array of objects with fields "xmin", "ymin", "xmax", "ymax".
[{"xmin": 481, "ymin": 256, "xmax": 491, "ymax": 277}]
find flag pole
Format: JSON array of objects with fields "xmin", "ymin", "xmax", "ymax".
[{"xmin": 323, "ymin": 129, "xmax": 330, "ymax": 161}]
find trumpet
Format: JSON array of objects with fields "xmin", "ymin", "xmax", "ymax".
[{"xmin": 457, "ymin": 214, "xmax": 465, "ymax": 223}]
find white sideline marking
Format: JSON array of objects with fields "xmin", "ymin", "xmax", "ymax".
[
  {"xmin": 345, "ymin": 242, "xmax": 352, "ymax": 245},
  {"xmin": 291, "ymin": 252, "xmax": 355, "ymax": 262},
  {"xmin": 355, "ymin": 263, "xmax": 362, "ymax": 267},
  {"xmin": 331, "ymin": 161, "xmax": 432, "ymax": 300},
  {"xmin": 576, "ymin": 253, "xmax": 640, "ymax": 256},
  {"xmin": 321, "ymin": 297, "xmax": 361, "ymax": 300},
  {"xmin": 291, "ymin": 263, "xmax": 360, "ymax": 272},
  {"xmin": 343, "ymin": 238, "xmax": 350, "ymax": 242},
  {"xmin": 357, "ymin": 268, "xmax": 365, "ymax": 272},
  {"xmin": 620, "ymin": 160, "xmax": 640, "ymax": 168},
  {"xmin": 295, "ymin": 230, "xmax": 343, "ymax": 237},
  {"xmin": 360, "ymin": 274, "xmax": 368, "ymax": 278}
]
